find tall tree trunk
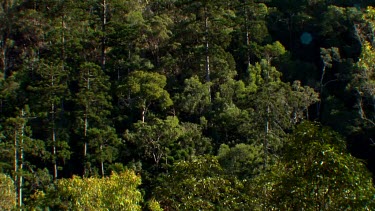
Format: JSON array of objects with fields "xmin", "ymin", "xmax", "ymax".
[
  {"xmin": 83, "ymin": 68, "xmax": 90, "ymax": 177},
  {"xmin": 52, "ymin": 102, "xmax": 57, "ymax": 180},
  {"xmin": 204, "ymin": 7, "xmax": 211, "ymax": 102},
  {"xmin": 50, "ymin": 70, "xmax": 58, "ymax": 180},
  {"xmin": 100, "ymin": 144, "xmax": 104, "ymax": 177},
  {"xmin": 13, "ymin": 128, "xmax": 18, "ymax": 206},
  {"xmin": 142, "ymin": 107, "xmax": 146, "ymax": 123},
  {"xmin": 264, "ymin": 104, "xmax": 269, "ymax": 168},
  {"xmin": 1, "ymin": 0, "xmax": 9, "ymax": 79},
  {"xmin": 83, "ymin": 106, "xmax": 88, "ymax": 177},
  {"xmin": 317, "ymin": 64, "xmax": 326, "ymax": 118},
  {"xmin": 18, "ymin": 125, "xmax": 23, "ymax": 210},
  {"xmin": 101, "ymin": 0, "xmax": 107, "ymax": 72},
  {"xmin": 204, "ymin": 7, "xmax": 210, "ymax": 83},
  {"xmin": 18, "ymin": 109, "xmax": 25, "ymax": 210},
  {"xmin": 243, "ymin": 2, "xmax": 251, "ymax": 73}
]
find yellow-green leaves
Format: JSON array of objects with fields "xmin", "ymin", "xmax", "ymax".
[
  {"xmin": 0, "ymin": 173, "xmax": 16, "ymax": 210},
  {"xmin": 356, "ymin": 41, "xmax": 375, "ymax": 97},
  {"xmin": 56, "ymin": 171, "xmax": 142, "ymax": 211}
]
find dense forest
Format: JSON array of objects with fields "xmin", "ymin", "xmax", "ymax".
[{"xmin": 1, "ymin": 0, "xmax": 375, "ymax": 210}]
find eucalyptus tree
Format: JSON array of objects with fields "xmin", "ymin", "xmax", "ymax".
[
  {"xmin": 154, "ymin": 156, "xmax": 253, "ymax": 210},
  {"xmin": 118, "ymin": 70, "xmax": 172, "ymax": 123},
  {"xmin": 243, "ymin": 56, "xmax": 318, "ymax": 166},
  {"xmin": 1, "ymin": 107, "xmax": 46, "ymax": 209},
  {"xmin": 348, "ymin": 6, "xmax": 375, "ymax": 127},
  {"xmin": 251, "ymin": 122, "xmax": 375, "ymax": 210},
  {"xmin": 125, "ymin": 116, "xmax": 182, "ymax": 168}
]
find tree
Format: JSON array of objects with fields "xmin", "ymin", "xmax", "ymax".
[
  {"xmin": 105, "ymin": 0, "xmax": 152, "ymax": 81},
  {"xmin": 251, "ymin": 122, "xmax": 375, "ymax": 210},
  {"xmin": 245, "ymin": 59, "xmax": 318, "ymax": 166},
  {"xmin": 31, "ymin": 171, "xmax": 144, "ymax": 210},
  {"xmin": 209, "ymin": 78, "xmax": 255, "ymax": 146},
  {"xmin": 230, "ymin": 0, "xmax": 269, "ymax": 76},
  {"xmin": 176, "ymin": 75, "xmax": 212, "ymax": 118},
  {"xmin": 26, "ymin": 60, "xmax": 70, "ymax": 180},
  {"xmin": 318, "ymin": 47, "xmax": 340, "ymax": 117},
  {"xmin": 86, "ymin": 126, "xmax": 120, "ymax": 177},
  {"xmin": 210, "ymin": 103, "xmax": 253, "ymax": 146},
  {"xmin": 125, "ymin": 116, "xmax": 182, "ymax": 168},
  {"xmin": 0, "ymin": 173, "xmax": 16, "ymax": 210},
  {"xmin": 176, "ymin": 122, "xmax": 212, "ymax": 160},
  {"xmin": 217, "ymin": 143, "xmax": 263, "ymax": 179},
  {"xmin": 118, "ymin": 70, "xmax": 172, "ymax": 123},
  {"xmin": 154, "ymin": 156, "xmax": 253, "ymax": 210},
  {"xmin": 1, "ymin": 107, "xmax": 46, "ymax": 209},
  {"xmin": 74, "ymin": 62, "xmax": 113, "ymax": 177},
  {"xmin": 172, "ymin": 0, "xmax": 236, "ymax": 84},
  {"xmin": 351, "ymin": 41, "xmax": 375, "ymax": 126}
]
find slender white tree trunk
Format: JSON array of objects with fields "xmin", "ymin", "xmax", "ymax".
[
  {"xmin": 264, "ymin": 105, "xmax": 270, "ymax": 168},
  {"xmin": 100, "ymin": 144, "xmax": 104, "ymax": 177},
  {"xmin": 13, "ymin": 129, "xmax": 18, "ymax": 206},
  {"xmin": 204, "ymin": 7, "xmax": 211, "ymax": 103},
  {"xmin": 142, "ymin": 107, "xmax": 146, "ymax": 123},
  {"xmin": 52, "ymin": 102, "xmax": 57, "ymax": 180},
  {"xmin": 83, "ymin": 106, "xmax": 88, "ymax": 177},
  {"xmin": 83, "ymin": 68, "xmax": 90, "ymax": 177},
  {"xmin": 18, "ymin": 109, "xmax": 25, "ymax": 210}
]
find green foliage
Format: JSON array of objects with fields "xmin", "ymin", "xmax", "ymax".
[
  {"xmin": 215, "ymin": 78, "xmax": 252, "ymax": 105},
  {"xmin": 171, "ymin": 0, "xmax": 236, "ymax": 81},
  {"xmin": 25, "ymin": 59, "xmax": 71, "ymax": 178},
  {"xmin": 176, "ymin": 75, "xmax": 211, "ymax": 116},
  {"xmin": 210, "ymin": 103, "xmax": 253, "ymax": 146},
  {"xmin": 75, "ymin": 62, "xmax": 112, "ymax": 127},
  {"xmin": 320, "ymin": 5, "xmax": 362, "ymax": 41},
  {"xmin": 154, "ymin": 156, "xmax": 253, "ymax": 210},
  {"xmin": 125, "ymin": 116, "xmax": 182, "ymax": 167},
  {"xmin": 0, "ymin": 173, "xmax": 16, "ymax": 210},
  {"xmin": 251, "ymin": 122, "xmax": 375, "ymax": 210},
  {"xmin": 86, "ymin": 126, "xmax": 120, "ymax": 173},
  {"xmin": 2, "ymin": 1, "xmax": 375, "ymax": 210},
  {"xmin": 261, "ymin": 41, "xmax": 286, "ymax": 63},
  {"xmin": 118, "ymin": 70, "xmax": 172, "ymax": 122},
  {"xmin": 32, "ymin": 171, "xmax": 142, "ymax": 210},
  {"xmin": 147, "ymin": 198, "xmax": 164, "ymax": 211},
  {"xmin": 176, "ymin": 122, "xmax": 212, "ymax": 160},
  {"xmin": 350, "ymin": 41, "xmax": 375, "ymax": 125},
  {"xmin": 125, "ymin": 115, "xmax": 212, "ymax": 170},
  {"xmin": 217, "ymin": 143, "xmax": 263, "ymax": 179}
]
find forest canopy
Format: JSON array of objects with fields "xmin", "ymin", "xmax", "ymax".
[{"xmin": 0, "ymin": 0, "xmax": 375, "ymax": 210}]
